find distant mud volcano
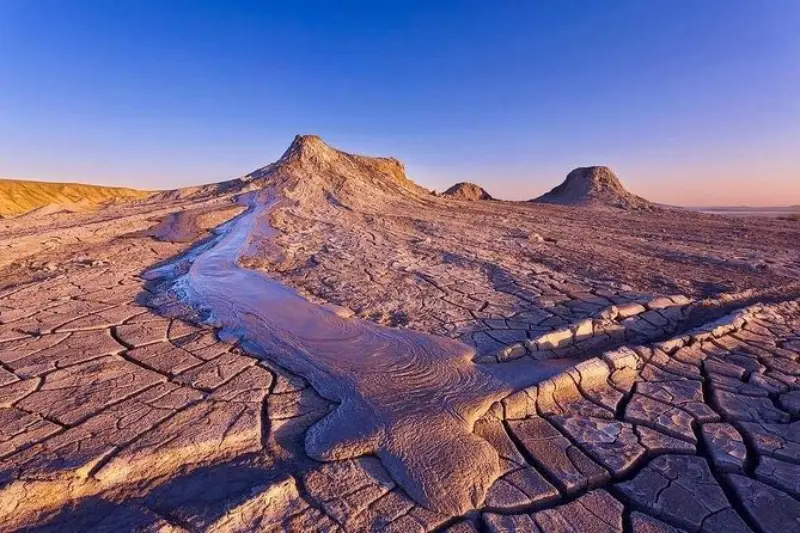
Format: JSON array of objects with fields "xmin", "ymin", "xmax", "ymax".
[
  {"xmin": 442, "ymin": 182, "xmax": 493, "ymax": 201},
  {"xmin": 533, "ymin": 166, "xmax": 653, "ymax": 210}
]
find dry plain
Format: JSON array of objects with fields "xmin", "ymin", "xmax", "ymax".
[{"xmin": 1, "ymin": 136, "xmax": 799, "ymax": 532}]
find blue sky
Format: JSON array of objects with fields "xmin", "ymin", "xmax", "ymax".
[{"xmin": 1, "ymin": 1, "xmax": 798, "ymax": 205}]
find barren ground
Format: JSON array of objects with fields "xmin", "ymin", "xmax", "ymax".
[{"xmin": 1, "ymin": 137, "xmax": 799, "ymax": 532}]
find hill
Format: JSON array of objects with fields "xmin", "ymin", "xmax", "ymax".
[
  {"xmin": 0, "ymin": 177, "xmax": 151, "ymax": 217},
  {"xmin": 441, "ymin": 182, "xmax": 493, "ymax": 200},
  {"xmin": 243, "ymin": 134, "xmax": 432, "ymax": 204},
  {"xmin": 532, "ymin": 166, "xmax": 653, "ymax": 210}
]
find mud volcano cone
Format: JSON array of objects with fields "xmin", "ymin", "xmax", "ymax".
[{"xmin": 533, "ymin": 166, "xmax": 653, "ymax": 210}]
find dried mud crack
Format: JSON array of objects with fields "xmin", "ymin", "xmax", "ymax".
[{"xmin": 0, "ymin": 135, "xmax": 799, "ymax": 532}]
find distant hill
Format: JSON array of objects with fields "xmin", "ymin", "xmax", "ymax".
[
  {"xmin": 0, "ymin": 178, "xmax": 151, "ymax": 217},
  {"xmin": 441, "ymin": 182, "xmax": 492, "ymax": 201},
  {"xmin": 532, "ymin": 166, "xmax": 653, "ymax": 210}
]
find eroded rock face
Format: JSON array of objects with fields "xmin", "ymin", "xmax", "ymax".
[
  {"xmin": 532, "ymin": 166, "xmax": 653, "ymax": 210},
  {"xmin": 441, "ymin": 182, "xmax": 493, "ymax": 201},
  {"xmin": 1, "ymin": 135, "xmax": 799, "ymax": 531}
]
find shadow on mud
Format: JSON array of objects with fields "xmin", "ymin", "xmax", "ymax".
[{"xmin": 19, "ymin": 458, "xmax": 296, "ymax": 532}]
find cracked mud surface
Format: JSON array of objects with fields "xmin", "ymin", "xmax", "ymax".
[
  {"xmin": 1, "ymin": 136, "xmax": 800, "ymax": 531},
  {"xmin": 150, "ymin": 192, "xmax": 574, "ymax": 515}
]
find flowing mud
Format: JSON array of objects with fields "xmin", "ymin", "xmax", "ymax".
[{"xmin": 149, "ymin": 190, "xmax": 573, "ymax": 514}]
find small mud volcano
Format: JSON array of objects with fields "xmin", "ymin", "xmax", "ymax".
[
  {"xmin": 144, "ymin": 204, "xmax": 246, "ymax": 243},
  {"xmin": 442, "ymin": 182, "xmax": 493, "ymax": 201},
  {"xmin": 533, "ymin": 166, "xmax": 653, "ymax": 210}
]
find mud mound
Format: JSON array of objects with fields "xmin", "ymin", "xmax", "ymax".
[
  {"xmin": 151, "ymin": 135, "xmax": 433, "ymax": 209},
  {"xmin": 532, "ymin": 166, "xmax": 653, "ymax": 210},
  {"xmin": 442, "ymin": 182, "xmax": 493, "ymax": 201},
  {"xmin": 143, "ymin": 204, "xmax": 246, "ymax": 242},
  {"xmin": 244, "ymin": 135, "xmax": 432, "ymax": 208},
  {"xmin": 0, "ymin": 177, "xmax": 151, "ymax": 217}
]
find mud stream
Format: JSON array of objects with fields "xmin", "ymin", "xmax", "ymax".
[{"xmin": 153, "ymin": 191, "xmax": 574, "ymax": 514}]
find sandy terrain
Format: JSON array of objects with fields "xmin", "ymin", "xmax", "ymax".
[{"xmin": 1, "ymin": 136, "xmax": 799, "ymax": 532}]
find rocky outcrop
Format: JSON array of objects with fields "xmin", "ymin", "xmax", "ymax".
[
  {"xmin": 441, "ymin": 182, "xmax": 493, "ymax": 201},
  {"xmin": 532, "ymin": 166, "xmax": 653, "ymax": 210}
]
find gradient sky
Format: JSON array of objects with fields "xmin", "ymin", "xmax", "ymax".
[{"xmin": 1, "ymin": 1, "xmax": 798, "ymax": 205}]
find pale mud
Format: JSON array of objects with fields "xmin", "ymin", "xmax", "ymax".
[
  {"xmin": 143, "ymin": 204, "xmax": 246, "ymax": 243},
  {"xmin": 148, "ymin": 189, "xmax": 573, "ymax": 514}
]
